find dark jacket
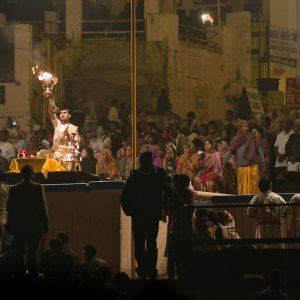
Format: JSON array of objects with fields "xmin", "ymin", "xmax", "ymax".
[
  {"xmin": 120, "ymin": 166, "xmax": 167, "ymax": 220},
  {"xmin": 7, "ymin": 180, "xmax": 49, "ymax": 234}
]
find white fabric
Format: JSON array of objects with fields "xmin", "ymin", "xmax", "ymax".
[
  {"xmin": 90, "ymin": 136, "xmax": 112, "ymax": 153},
  {"xmin": 274, "ymin": 130, "xmax": 294, "ymax": 167},
  {"xmin": 0, "ymin": 141, "xmax": 16, "ymax": 160}
]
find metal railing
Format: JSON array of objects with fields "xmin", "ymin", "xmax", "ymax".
[
  {"xmin": 22, "ymin": 20, "xmax": 66, "ymax": 39},
  {"xmin": 179, "ymin": 24, "xmax": 220, "ymax": 51},
  {"xmin": 5, "ymin": 19, "xmax": 146, "ymax": 41},
  {"xmin": 81, "ymin": 19, "xmax": 145, "ymax": 40},
  {"xmin": 190, "ymin": 202, "xmax": 300, "ymax": 248}
]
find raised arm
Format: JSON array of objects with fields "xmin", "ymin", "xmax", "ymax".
[{"xmin": 48, "ymin": 98, "xmax": 58, "ymax": 127}]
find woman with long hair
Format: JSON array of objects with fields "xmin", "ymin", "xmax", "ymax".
[
  {"xmin": 194, "ymin": 139, "xmax": 223, "ymax": 192},
  {"xmin": 80, "ymin": 146, "xmax": 98, "ymax": 174},
  {"xmin": 96, "ymin": 149, "xmax": 119, "ymax": 180}
]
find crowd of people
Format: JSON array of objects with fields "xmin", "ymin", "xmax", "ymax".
[{"xmin": 0, "ymin": 93, "xmax": 300, "ymax": 196}]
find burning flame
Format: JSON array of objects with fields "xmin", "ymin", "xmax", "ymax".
[
  {"xmin": 32, "ymin": 65, "xmax": 58, "ymax": 84},
  {"xmin": 201, "ymin": 13, "xmax": 214, "ymax": 26}
]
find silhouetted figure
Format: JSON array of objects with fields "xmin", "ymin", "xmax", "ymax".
[
  {"xmin": 56, "ymin": 230, "xmax": 79, "ymax": 267},
  {"xmin": 79, "ymin": 243, "xmax": 110, "ymax": 287},
  {"xmin": 0, "ymin": 240, "xmax": 18, "ymax": 282},
  {"xmin": 40, "ymin": 238, "xmax": 76, "ymax": 284},
  {"xmin": 156, "ymin": 88, "xmax": 172, "ymax": 115},
  {"xmin": 6, "ymin": 165, "xmax": 49, "ymax": 280},
  {"xmin": 165, "ymin": 174, "xmax": 194, "ymax": 279},
  {"xmin": 257, "ymin": 269, "xmax": 289, "ymax": 300},
  {"xmin": 80, "ymin": 146, "xmax": 97, "ymax": 174},
  {"xmin": 120, "ymin": 151, "xmax": 168, "ymax": 279}
]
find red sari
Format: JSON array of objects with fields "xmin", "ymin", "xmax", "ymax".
[{"xmin": 194, "ymin": 151, "xmax": 222, "ymax": 192}]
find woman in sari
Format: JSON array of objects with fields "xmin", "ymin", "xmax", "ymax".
[
  {"xmin": 162, "ymin": 143, "xmax": 177, "ymax": 178},
  {"xmin": 194, "ymin": 139, "xmax": 223, "ymax": 192},
  {"xmin": 176, "ymin": 143, "xmax": 200, "ymax": 181}
]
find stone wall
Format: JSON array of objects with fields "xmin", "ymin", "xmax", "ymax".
[
  {"xmin": 0, "ymin": 24, "xmax": 32, "ymax": 132},
  {"xmin": 0, "ymin": 9, "xmax": 254, "ymax": 130},
  {"xmin": 167, "ymin": 11, "xmax": 252, "ymax": 121},
  {"xmin": 51, "ymin": 11, "xmax": 252, "ymax": 124}
]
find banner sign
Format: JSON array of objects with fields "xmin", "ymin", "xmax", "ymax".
[
  {"xmin": 269, "ymin": 25, "xmax": 298, "ymax": 60},
  {"xmin": 270, "ymin": 56, "xmax": 297, "ymax": 68},
  {"xmin": 285, "ymin": 78, "xmax": 300, "ymax": 107},
  {"xmin": 246, "ymin": 88, "xmax": 264, "ymax": 123}
]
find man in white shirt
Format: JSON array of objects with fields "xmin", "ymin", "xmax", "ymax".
[
  {"xmin": 247, "ymin": 177, "xmax": 287, "ymax": 249},
  {"xmin": 274, "ymin": 117, "xmax": 294, "ymax": 192},
  {"xmin": 0, "ymin": 129, "xmax": 16, "ymax": 161},
  {"xmin": 38, "ymin": 98, "xmax": 80, "ymax": 161}
]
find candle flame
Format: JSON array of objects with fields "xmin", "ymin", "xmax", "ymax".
[{"xmin": 201, "ymin": 13, "xmax": 214, "ymax": 26}]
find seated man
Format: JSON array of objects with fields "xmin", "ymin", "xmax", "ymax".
[{"xmin": 38, "ymin": 98, "xmax": 80, "ymax": 163}]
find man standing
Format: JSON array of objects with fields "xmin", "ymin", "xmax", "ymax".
[
  {"xmin": 229, "ymin": 119, "xmax": 265, "ymax": 195},
  {"xmin": 38, "ymin": 97, "xmax": 80, "ymax": 161},
  {"xmin": 247, "ymin": 177, "xmax": 286, "ymax": 249},
  {"xmin": 285, "ymin": 118, "xmax": 300, "ymax": 167},
  {"xmin": 273, "ymin": 117, "xmax": 294, "ymax": 192},
  {"xmin": 120, "ymin": 151, "xmax": 168, "ymax": 279},
  {"xmin": 7, "ymin": 165, "xmax": 49, "ymax": 279},
  {"xmin": 0, "ymin": 129, "xmax": 15, "ymax": 161}
]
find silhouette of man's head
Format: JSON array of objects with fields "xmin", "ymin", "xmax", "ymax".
[
  {"xmin": 20, "ymin": 165, "xmax": 34, "ymax": 180},
  {"xmin": 49, "ymin": 238, "xmax": 64, "ymax": 253},
  {"xmin": 83, "ymin": 244, "xmax": 97, "ymax": 260},
  {"xmin": 139, "ymin": 151, "xmax": 153, "ymax": 167},
  {"xmin": 56, "ymin": 231, "xmax": 70, "ymax": 244},
  {"xmin": 258, "ymin": 177, "xmax": 272, "ymax": 192}
]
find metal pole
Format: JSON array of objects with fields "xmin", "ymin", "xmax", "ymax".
[
  {"xmin": 43, "ymin": 100, "xmax": 46, "ymax": 128},
  {"xmin": 130, "ymin": 0, "xmax": 137, "ymax": 279},
  {"xmin": 217, "ymin": 0, "xmax": 222, "ymax": 46},
  {"xmin": 296, "ymin": 0, "xmax": 300, "ymax": 84},
  {"xmin": 131, "ymin": 0, "xmax": 137, "ymax": 170}
]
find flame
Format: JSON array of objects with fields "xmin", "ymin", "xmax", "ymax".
[
  {"xmin": 38, "ymin": 72, "xmax": 54, "ymax": 81},
  {"xmin": 201, "ymin": 13, "xmax": 214, "ymax": 26},
  {"xmin": 32, "ymin": 65, "xmax": 58, "ymax": 84}
]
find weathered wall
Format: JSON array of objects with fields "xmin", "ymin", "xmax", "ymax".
[
  {"xmin": 0, "ymin": 24, "xmax": 32, "ymax": 131},
  {"xmin": 0, "ymin": 8, "xmax": 253, "ymax": 130},
  {"xmin": 168, "ymin": 47, "xmax": 230, "ymax": 120},
  {"xmin": 168, "ymin": 11, "xmax": 252, "ymax": 120},
  {"xmin": 56, "ymin": 11, "xmax": 251, "ymax": 123},
  {"xmin": 264, "ymin": 0, "xmax": 297, "ymax": 101},
  {"xmin": 56, "ymin": 40, "xmax": 168, "ymax": 120}
]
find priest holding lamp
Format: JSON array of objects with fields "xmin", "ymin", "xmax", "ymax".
[
  {"xmin": 38, "ymin": 97, "xmax": 80, "ymax": 163},
  {"xmin": 33, "ymin": 67, "xmax": 81, "ymax": 163}
]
